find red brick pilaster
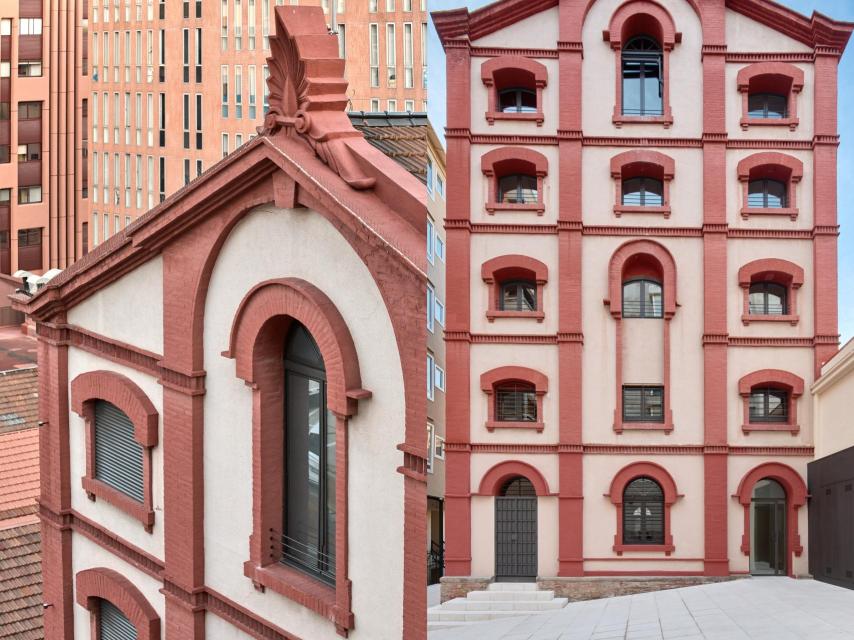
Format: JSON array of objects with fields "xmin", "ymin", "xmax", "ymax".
[
  {"xmin": 557, "ymin": 0, "xmax": 585, "ymax": 578},
  {"xmin": 443, "ymin": 39, "xmax": 473, "ymax": 577},
  {"xmin": 813, "ymin": 48, "xmax": 841, "ymax": 375},
  {"xmin": 37, "ymin": 326, "xmax": 75, "ymax": 637},
  {"xmin": 701, "ymin": 0, "xmax": 729, "ymax": 577}
]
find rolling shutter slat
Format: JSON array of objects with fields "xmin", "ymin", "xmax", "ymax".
[
  {"xmin": 99, "ymin": 600, "xmax": 138, "ymax": 640},
  {"xmin": 94, "ymin": 401, "xmax": 145, "ymax": 503}
]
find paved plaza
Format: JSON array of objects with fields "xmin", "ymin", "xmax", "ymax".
[{"xmin": 429, "ymin": 578, "xmax": 854, "ymax": 640}]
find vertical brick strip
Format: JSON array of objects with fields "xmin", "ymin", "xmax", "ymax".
[
  {"xmin": 701, "ymin": 0, "xmax": 730, "ymax": 577},
  {"xmin": 444, "ymin": 41, "xmax": 473, "ymax": 577}
]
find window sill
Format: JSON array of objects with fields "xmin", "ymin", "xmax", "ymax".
[
  {"xmin": 485, "ymin": 420, "xmax": 544, "ymax": 432},
  {"xmin": 740, "ymin": 206, "xmax": 798, "ymax": 221},
  {"xmin": 613, "ymin": 543, "xmax": 675, "ymax": 556},
  {"xmin": 486, "ymin": 310, "xmax": 545, "ymax": 323},
  {"xmin": 740, "ymin": 117, "xmax": 799, "ymax": 131},
  {"xmin": 613, "ymin": 205, "xmax": 671, "ymax": 218},
  {"xmin": 243, "ymin": 561, "xmax": 353, "ymax": 631},
  {"xmin": 485, "ymin": 111, "xmax": 544, "ymax": 126},
  {"xmin": 612, "ymin": 114, "xmax": 673, "ymax": 128},
  {"xmin": 741, "ymin": 314, "xmax": 799, "ymax": 326},
  {"xmin": 485, "ymin": 202, "xmax": 545, "ymax": 215},
  {"xmin": 615, "ymin": 421, "xmax": 673, "ymax": 434},
  {"xmin": 81, "ymin": 476, "xmax": 154, "ymax": 533},
  {"xmin": 742, "ymin": 423, "xmax": 800, "ymax": 435}
]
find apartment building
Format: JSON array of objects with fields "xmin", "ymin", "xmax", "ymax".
[
  {"xmin": 434, "ymin": 0, "xmax": 851, "ymax": 596},
  {"xmin": 17, "ymin": 7, "xmax": 429, "ymax": 639},
  {"xmin": 0, "ymin": 0, "xmax": 86, "ymax": 275},
  {"xmin": 85, "ymin": 0, "xmax": 429, "ymax": 253}
]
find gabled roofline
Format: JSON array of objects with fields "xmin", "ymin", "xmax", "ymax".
[{"xmin": 432, "ymin": 0, "xmax": 853, "ymax": 53}]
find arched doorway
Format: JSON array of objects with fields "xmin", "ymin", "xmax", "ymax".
[
  {"xmin": 495, "ymin": 476, "xmax": 537, "ymax": 581},
  {"xmin": 750, "ymin": 478, "xmax": 787, "ymax": 575}
]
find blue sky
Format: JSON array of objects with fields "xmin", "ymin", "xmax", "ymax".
[{"xmin": 427, "ymin": 0, "xmax": 854, "ymax": 342}]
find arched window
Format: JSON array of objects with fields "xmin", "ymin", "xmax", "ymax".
[
  {"xmin": 748, "ymin": 179, "xmax": 787, "ymax": 208},
  {"xmin": 748, "ymin": 93, "xmax": 788, "ymax": 119},
  {"xmin": 498, "ymin": 87, "xmax": 537, "ymax": 113},
  {"xmin": 498, "ymin": 173, "xmax": 537, "ymax": 205},
  {"xmin": 501, "ymin": 476, "xmax": 536, "ymax": 496},
  {"xmin": 749, "ymin": 387, "xmax": 789, "ymax": 423},
  {"xmin": 500, "ymin": 280, "xmax": 536, "ymax": 312},
  {"xmin": 282, "ymin": 322, "xmax": 336, "ymax": 585},
  {"xmin": 622, "ymin": 278, "xmax": 663, "ymax": 318},
  {"xmin": 749, "ymin": 281, "xmax": 787, "ymax": 315},
  {"xmin": 495, "ymin": 382, "xmax": 537, "ymax": 422},
  {"xmin": 93, "ymin": 400, "xmax": 144, "ymax": 503},
  {"xmin": 622, "ymin": 477, "xmax": 664, "ymax": 545},
  {"xmin": 622, "ymin": 176, "xmax": 663, "ymax": 207},
  {"xmin": 622, "ymin": 35, "xmax": 663, "ymax": 117}
]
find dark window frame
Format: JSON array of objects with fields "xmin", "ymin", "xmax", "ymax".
[
  {"xmin": 621, "ymin": 35, "xmax": 664, "ymax": 117},
  {"xmin": 749, "ymin": 387, "xmax": 790, "ymax": 423},
  {"xmin": 747, "ymin": 178, "xmax": 788, "ymax": 209},
  {"xmin": 622, "ymin": 476, "xmax": 665, "ymax": 545},
  {"xmin": 747, "ymin": 92, "xmax": 788, "ymax": 119},
  {"xmin": 495, "ymin": 382, "xmax": 537, "ymax": 423},
  {"xmin": 748, "ymin": 281, "xmax": 788, "ymax": 316},
  {"xmin": 621, "ymin": 278, "xmax": 663, "ymax": 319},
  {"xmin": 622, "ymin": 176, "xmax": 664, "ymax": 207},
  {"xmin": 497, "ymin": 87, "xmax": 537, "ymax": 113},
  {"xmin": 499, "ymin": 280, "xmax": 537, "ymax": 312},
  {"xmin": 622, "ymin": 385, "xmax": 664, "ymax": 423},
  {"xmin": 497, "ymin": 173, "xmax": 538, "ymax": 205}
]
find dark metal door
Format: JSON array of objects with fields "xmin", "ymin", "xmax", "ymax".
[
  {"xmin": 495, "ymin": 496, "xmax": 537, "ymax": 580},
  {"xmin": 809, "ymin": 445, "xmax": 854, "ymax": 590},
  {"xmin": 751, "ymin": 499, "xmax": 786, "ymax": 575}
]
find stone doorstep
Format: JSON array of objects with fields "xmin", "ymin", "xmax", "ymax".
[
  {"xmin": 429, "ymin": 582, "xmax": 570, "ymax": 629},
  {"xmin": 440, "ymin": 596, "xmax": 569, "ymax": 611}
]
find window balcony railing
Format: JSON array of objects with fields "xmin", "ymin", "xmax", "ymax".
[{"xmin": 275, "ymin": 533, "xmax": 336, "ymax": 586}]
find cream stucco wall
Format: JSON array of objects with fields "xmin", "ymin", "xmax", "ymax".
[
  {"xmin": 582, "ymin": 0, "xmax": 703, "ymax": 138},
  {"xmin": 813, "ymin": 339, "xmax": 854, "ymax": 459},
  {"xmin": 581, "ymin": 147, "xmax": 704, "ymax": 227},
  {"xmin": 67, "ymin": 256, "xmax": 164, "ymax": 355},
  {"xmin": 725, "ymin": 9, "xmax": 813, "ymax": 53},
  {"xmin": 472, "ymin": 7, "xmax": 560, "ymax": 49},
  {"xmin": 581, "ymin": 236, "xmax": 706, "ymax": 445},
  {"xmin": 623, "ymin": 320, "xmax": 664, "ymax": 384},
  {"xmin": 201, "ymin": 205, "xmax": 406, "ymax": 640},
  {"xmin": 71, "ymin": 534, "xmax": 166, "ymax": 639},
  {"xmin": 67, "ymin": 348, "xmax": 165, "ymax": 561}
]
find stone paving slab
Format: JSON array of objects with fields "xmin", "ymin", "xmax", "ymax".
[{"xmin": 428, "ymin": 578, "xmax": 854, "ymax": 640}]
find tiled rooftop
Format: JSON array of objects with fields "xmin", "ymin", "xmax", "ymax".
[
  {"xmin": 0, "ymin": 523, "xmax": 42, "ymax": 640},
  {"xmin": 0, "ymin": 427, "xmax": 39, "ymax": 527},
  {"xmin": 0, "ymin": 367, "xmax": 38, "ymax": 436},
  {"xmin": 0, "ymin": 327, "xmax": 36, "ymax": 373},
  {"xmin": 349, "ymin": 112, "xmax": 430, "ymax": 184}
]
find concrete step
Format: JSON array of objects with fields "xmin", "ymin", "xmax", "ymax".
[
  {"xmin": 466, "ymin": 589, "xmax": 556, "ymax": 602},
  {"xmin": 487, "ymin": 582, "xmax": 538, "ymax": 591},
  {"xmin": 441, "ymin": 597, "xmax": 568, "ymax": 611}
]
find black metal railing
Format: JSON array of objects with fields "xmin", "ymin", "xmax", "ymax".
[
  {"xmin": 749, "ymin": 302, "xmax": 785, "ymax": 315},
  {"xmin": 621, "ymin": 300, "xmax": 663, "ymax": 318},
  {"xmin": 499, "ymin": 191, "xmax": 538, "ymax": 205},
  {"xmin": 428, "ymin": 541, "xmax": 444, "ymax": 585},
  {"xmin": 274, "ymin": 532, "xmax": 336, "ymax": 586},
  {"xmin": 622, "ymin": 192, "xmax": 664, "ymax": 207}
]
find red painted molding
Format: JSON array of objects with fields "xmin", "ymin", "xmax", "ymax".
[
  {"xmin": 606, "ymin": 461, "xmax": 681, "ymax": 556},
  {"xmin": 481, "ymin": 254, "xmax": 548, "ymax": 322},
  {"xmin": 481, "ymin": 146, "xmax": 548, "ymax": 215},
  {"xmin": 477, "ymin": 460, "xmax": 551, "ymax": 496},
  {"xmin": 737, "ymin": 152, "xmax": 803, "ymax": 220},
  {"xmin": 737, "ymin": 369, "xmax": 804, "ymax": 435},
  {"xmin": 224, "ymin": 277, "xmax": 357, "ymax": 632},
  {"xmin": 70, "ymin": 370, "xmax": 158, "ymax": 532},
  {"xmin": 737, "ymin": 151, "xmax": 804, "ymax": 180},
  {"xmin": 610, "ymin": 150, "xmax": 675, "ymax": 218},
  {"xmin": 76, "ymin": 568, "xmax": 161, "ymax": 640},
  {"xmin": 733, "ymin": 462, "xmax": 807, "ymax": 576},
  {"xmin": 737, "ymin": 62, "xmax": 804, "ymax": 131},
  {"xmin": 480, "ymin": 366, "xmax": 548, "ymax": 431},
  {"xmin": 481, "ymin": 56, "xmax": 547, "ymax": 126},
  {"xmin": 607, "ymin": 240, "xmax": 677, "ymax": 318},
  {"xmin": 738, "ymin": 258, "xmax": 804, "ymax": 326}
]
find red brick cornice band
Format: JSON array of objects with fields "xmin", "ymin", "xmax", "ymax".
[
  {"xmin": 71, "ymin": 371, "xmax": 159, "ymax": 446},
  {"xmin": 76, "ymin": 568, "xmax": 161, "ymax": 640}
]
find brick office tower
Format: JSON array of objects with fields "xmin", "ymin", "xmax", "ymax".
[
  {"xmin": 17, "ymin": 7, "xmax": 428, "ymax": 640},
  {"xmin": 434, "ymin": 0, "xmax": 851, "ymax": 595},
  {"xmin": 84, "ymin": 0, "xmax": 429, "ymax": 254},
  {"xmin": 0, "ymin": 0, "xmax": 88, "ymax": 274}
]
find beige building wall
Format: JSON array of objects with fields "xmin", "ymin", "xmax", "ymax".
[{"xmin": 813, "ymin": 339, "xmax": 854, "ymax": 459}]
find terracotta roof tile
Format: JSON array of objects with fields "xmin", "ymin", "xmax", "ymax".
[
  {"xmin": 349, "ymin": 112, "xmax": 429, "ymax": 184},
  {"xmin": 0, "ymin": 523, "xmax": 42, "ymax": 639},
  {"xmin": 0, "ymin": 368, "xmax": 38, "ymax": 436},
  {"xmin": 0, "ymin": 427, "xmax": 39, "ymax": 524}
]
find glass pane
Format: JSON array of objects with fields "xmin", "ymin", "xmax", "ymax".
[
  {"xmin": 643, "ymin": 387, "xmax": 663, "ymax": 419},
  {"xmin": 496, "ymin": 387, "xmax": 536, "ymax": 421},
  {"xmin": 501, "ymin": 283, "xmax": 519, "ymax": 310},
  {"xmin": 766, "ymin": 94, "xmax": 787, "ymax": 119},
  {"xmin": 519, "ymin": 89, "xmax": 537, "ymax": 113},
  {"xmin": 753, "ymin": 478, "xmax": 786, "ymax": 499},
  {"xmin": 324, "ymin": 407, "xmax": 336, "ymax": 571},
  {"xmin": 622, "ymin": 280, "xmax": 642, "ymax": 317},
  {"xmin": 749, "ymin": 392, "xmax": 766, "ymax": 420},
  {"xmin": 748, "ymin": 180, "xmax": 767, "ymax": 207},
  {"xmin": 622, "ymin": 387, "xmax": 642, "ymax": 420},
  {"xmin": 285, "ymin": 373, "xmax": 321, "ymax": 574},
  {"xmin": 645, "ymin": 281, "xmax": 663, "ymax": 317},
  {"xmin": 498, "ymin": 90, "xmax": 517, "ymax": 113},
  {"xmin": 521, "ymin": 284, "xmax": 536, "ymax": 311},
  {"xmin": 767, "ymin": 391, "xmax": 787, "ymax": 419},
  {"xmin": 622, "ymin": 177, "xmax": 644, "ymax": 206},
  {"xmin": 766, "ymin": 287, "xmax": 786, "ymax": 315},
  {"xmin": 498, "ymin": 175, "xmax": 518, "ymax": 203},
  {"xmin": 749, "ymin": 289, "xmax": 767, "ymax": 314},
  {"xmin": 518, "ymin": 175, "xmax": 537, "ymax": 203},
  {"xmin": 747, "ymin": 93, "xmax": 766, "ymax": 118},
  {"xmin": 642, "ymin": 61, "xmax": 663, "ymax": 115},
  {"xmin": 766, "ymin": 180, "xmax": 786, "ymax": 208},
  {"xmin": 642, "ymin": 179, "xmax": 664, "ymax": 206},
  {"xmin": 622, "ymin": 60, "xmax": 642, "ymax": 115}
]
